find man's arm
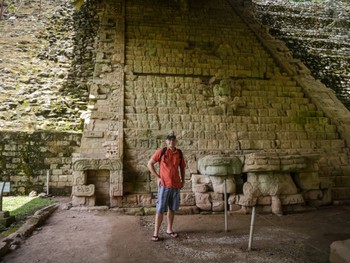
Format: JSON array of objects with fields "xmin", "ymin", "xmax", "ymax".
[
  {"xmin": 147, "ymin": 158, "xmax": 162, "ymax": 186},
  {"xmin": 180, "ymin": 165, "xmax": 185, "ymax": 189}
]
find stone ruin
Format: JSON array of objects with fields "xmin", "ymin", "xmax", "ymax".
[
  {"xmin": 66, "ymin": 0, "xmax": 350, "ymax": 213},
  {"xmin": 1, "ymin": 0, "xmax": 349, "ymax": 213},
  {"xmin": 192, "ymin": 153, "xmax": 322, "ymax": 215}
]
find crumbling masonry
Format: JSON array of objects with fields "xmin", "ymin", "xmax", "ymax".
[{"xmin": 68, "ymin": 0, "xmax": 350, "ymax": 214}]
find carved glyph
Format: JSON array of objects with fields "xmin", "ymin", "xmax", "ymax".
[
  {"xmin": 72, "ymin": 184, "xmax": 95, "ymax": 197},
  {"xmin": 73, "ymin": 159, "xmax": 122, "ymax": 171},
  {"xmin": 198, "ymin": 155, "xmax": 242, "ymax": 176},
  {"xmin": 110, "ymin": 170, "xmax": 123, "ymax": 196},
  {"xmin": 72, "ymin": 171, "xmax": 86, "ymax": 185}
]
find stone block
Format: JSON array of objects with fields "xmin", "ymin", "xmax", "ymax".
[
  {"xmin": 257, "ymin": 196, "xmax": 271, "ymax": 205},
  {"xmin": 188, "ymin": 160, "xmax": 198, "ymax": 174},
  {"xmin": 245, "ymin": 172, "xmax": 298, "ymax": 196},
  {"xmin": 192, "ymin": 183, "xmax": 208, "ymax": 193},
  {"xmin": 177, "ymin": 206, "xmax": 200, "ymax": 215},
  {"xmin": 330, "ymin": 239, "xmax": 350, "ymax": 263},
  {"xmin": 58, "ymin": 175, "xmax": 68, "ymax": 182},
  {"xmin": 52, "ymin": 169, "xmax": 63, "ymax": 175},
  {"xmin": 271, "ymin": 195, "xmax": 283, "ymax": 215},
  {"xmin": 212, "ymin": 200, "xmax": 224, "ymax": 212},
  {"xmin": 228, "ymin": 194, "xmax": 237, "ymax": 205},
  {"xmin": 331, "ymin": 187, "xmax": 350, "ymax": 200},
  {"xmin": 303, "ymin": 190, "xmax": 322, "ymax": 200},
  {"xmin": 229, "ymin": 204, "xmax": 241, "ymax": 212},
  {"xmin": 256, "ymin": 205, "xmax": 272, "ymax": 214},
  {"xmin": 72, "ymin": 184, "xmax": 95, "ymax": 197},
  {"xmin": 210, "ymin": 192, "xmax": 223, "ymax": 201},
  {"xmin": 139, "ymin": 195, "xmax": 152, "ymax": 206},
  {"xmin": 198, "ymin": 155, "xmax": 242, "ymax": 175},
  {"xmin": 125, "ymin": 195, "xmax": 138, "ymax": 205},
  {"xmin": 335, "ymin": 176, "xmax": 350, "ymax": 187},
  {"xmin": 243, "ymin": 181, "xmax": 262, "ymax": 198},
  {"xmin": 236, "ymin": 194, "xmax": 257, "ymax": 206},
  {"xmin": 294, "ymin": 172, "xmax": 320, "ymax": 190},
  {"xmin": 0, "ymin": 241, "xmax": 10, "ymax": 257},
  {"xmin": 194, "ymin": 193, "xmax": 211, "ymax": 211},
  {"xmin": 0, "ymin": 214, "xmax": 16, "ymax": 227},
  {"xmin": 209, "ymin": 176, "xmax": 236, "ymax": 194},
  {"xmin": 280, "ymin": 194, "xmax": 304, "ymax": 205},
  {"xmin": 191, "ymin": 174, "xmax": 212, "ymax": 192},
  {"xmin": 180, "ymin": 192, "xmax": 195, "ymax": 206},
  {"xmin": 72, "ymin": 196, "xmax": 96, "ymax": 207},
  {"xmin": 110, "ymin": 197, "xmax": 123, "ymax": 208}
]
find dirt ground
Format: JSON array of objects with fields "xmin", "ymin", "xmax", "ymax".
[{"xmin": 1, "ymin": 198, "xmax": 350, "ymax": 263}]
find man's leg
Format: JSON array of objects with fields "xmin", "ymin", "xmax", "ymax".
[
  {"xmin": 166, "ymin": 209, "xmax": 175, "ymax": 234},
  {"xmin": 153, "ymin": 212, "xmax": 163, "ymax": 237},
  {"xmin": 166, "ymin": 210, "xmax": 178, "ymax": 237}
]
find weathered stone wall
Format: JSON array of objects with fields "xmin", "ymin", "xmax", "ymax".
[
  {"xmin": 120, "ymin": 0, "xmax": 350, "ymax": 210},
  {"xmin": 0, "ymin": 0, "xmax": 98, "ymax": 131},
  {"xmin": 252, "ymin": 0, "xmax": 350, "ymax": 110},
  {"xmin": 1, "ymin": 0, "xmax": 350, "ymax": 212},
  {"xmin": 0, "ymin": 0, "xmax": 96, "ymax": 195},
  {"xmin": 0, "ymin": 131, "xmax": 81, "ymax": 195}
]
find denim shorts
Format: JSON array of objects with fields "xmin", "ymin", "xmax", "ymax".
[{"xmin": 156, "ymin": 185, "xmax": 180, "ymax": 213}]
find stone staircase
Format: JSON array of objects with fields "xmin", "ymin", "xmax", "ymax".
[
  {"xmin": 252, "ymin": 0, "xmax": 350, "ymax": 110},
  {"xmin": 0, "ymin": 0, "xmax": 90, "ymax": 131},
  {"xmin": 122, "ymin": 0, "xmax": 350, "ymax": 200}
]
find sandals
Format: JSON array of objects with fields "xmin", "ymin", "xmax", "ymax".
[
  {"xmin": 151, "ymin": 235, "xmax": 160, "ymax": 242},
  {"xmin": 151, "ymin": 232, "xmax": 178, "ymax": 241},
  {"xmin": 166, "ymin": 232, "xmax": 179, "ymax": 238}
]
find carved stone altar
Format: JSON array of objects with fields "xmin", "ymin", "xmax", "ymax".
[
  {"xmin": 192, "ymin": 153, "xmax": 320, "ymax": 215},
  {"xmin": 71, "ymin": 158, "xmax": 123, "ymax": 207}
]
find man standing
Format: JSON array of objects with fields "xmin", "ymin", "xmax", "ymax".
[{"xmin": 147, "ymin": 133, "xmax": 186, "ymax": 242}]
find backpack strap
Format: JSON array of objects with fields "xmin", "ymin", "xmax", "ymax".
[
  {"xmin": 158, "ymin": 147, "xmax": 167, "ymax": 163},
  {"xmin": 178, "ymin": 149, "xmax": 183, "ymax": 164},
  {"xmin": 158, "ymin": 147, "xmax": 183, "ymax": 164}
]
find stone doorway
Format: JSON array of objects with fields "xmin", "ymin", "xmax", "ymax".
[
  {"xmin": 86, "ymin": 170, "xmax": 110, "ymax": 206},
  {"xmin": 71, "ymin": 158, "xmax": 123, "ymax": 207}
]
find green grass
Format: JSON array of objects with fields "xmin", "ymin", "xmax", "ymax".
[
  {"xmin": 3, "ymin": 196, "xmax": 56, "ymax": 220},
  {"xmin": 0, "ymin": 196, "xmax": 56, "ymax": 236}
]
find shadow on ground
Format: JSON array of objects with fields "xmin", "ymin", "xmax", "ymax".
[{"xmin": 1, "ymin": 201, "xmax": 350, "ymax": 263}]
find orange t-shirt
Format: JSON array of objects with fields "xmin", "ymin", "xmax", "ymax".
[{"xmin": 151, "ymin": 147, "xmax": 186, "ymax": 189}]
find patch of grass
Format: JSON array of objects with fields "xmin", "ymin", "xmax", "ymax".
[
  {"xmin": 0, "ymin": 196, "xmax": 56, "ymax": 237},
  {"xmin": 3, "ymin": 196, "xmax": 56, "ymax": 221}
]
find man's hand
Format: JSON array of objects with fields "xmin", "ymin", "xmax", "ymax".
[
  {"xmin": 157, "ymin": 177, "xmax": 162, "ymax": 186},
  {"xmin": 180, "ymin": 181, "xmax": 184, "ymax": 189}
]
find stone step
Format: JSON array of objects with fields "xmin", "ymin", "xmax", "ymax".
[
  {"xmin": 124, "ymin": 96, "xmax": 312, "ymax": 108},
  {"xmin": 126, "ymin": 30, "xmax": 262, "ymax": 42},
  {"xmin": 243, "ymin": 95, "xmax": 310, "ymax": 105},
  {"xmin": 124, "ymin": 112, "xmax": 330, "ymax": 123},
  {"xmin": 124, "ymin": 124, "xmax": 338, "ymax": 139},
  {"xmin": 124, "ymin": 120, "xmax": 338, "ymax": 137},
  {"xmin": 331, "ymin": 187, "xmax": 350, "ymax": 200},
  {"xmin": 124, "ymin": 92, "xmax": 205, "ymax": 101},
  {"xmin": 124, "ymin": 85, "xmax": 303, "ymax": 97},
  {"xmin": 123, "ymin": 128, "xmax": 339, "ymax": 141},
  {"xmin": 125, "ymin": 75, "xmax": 299, "ymax": 90},
  {"xmin": 124, "ymin": 137, "xmax": 346, "ymax": 152},
  {"xmin": 123, "ymin": 112, "xmax": 335, "ymax": 128},
  {"xmin": 241, "ymin": 90, "xmax": 304, "ymax": 98},
  {"xmin": 126, "ymin": 63, "xmax": 272, "ymax": 77},
  {"xmin": 125, "ymin": 104, "xmax": 324, "ymax": 118},
  {"xmin": 244, "ymin": 80, "xmax": 300, "ymax": 88},
  {"xmin": 123, "ymin": 121, "xmax": 337, "ymax": 134},
  {"xmin": 125, "ymin": 90, "xmax": 305, "ymax": 101},
  {"xmin": 335, "ymin": 175, "xmax": 350, "ymax": 187}
]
